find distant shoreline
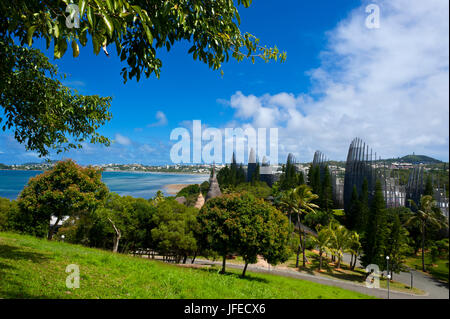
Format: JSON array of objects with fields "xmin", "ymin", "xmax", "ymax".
[
  {"xmin": 164, "ymin": 184, "xmax": 194, "ymax": 195},
  {"xmin": 0, "ymin": 169, "xmax": 210, "ymax": 176}
]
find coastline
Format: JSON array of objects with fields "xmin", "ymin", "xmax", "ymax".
[
  {"xmin": 0, "ymin": 168, "xmax": 210, "ymax": 176},
  {"xmin": 164, "ymin": 184, "xmax": 195, "ymax": 195}
]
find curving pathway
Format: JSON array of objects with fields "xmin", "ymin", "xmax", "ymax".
[{"xmin": 192, "ymin": 257, "xmax": 448, "ymax": 299}]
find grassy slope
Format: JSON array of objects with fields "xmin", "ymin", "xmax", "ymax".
[{"xmin": 0, "ymin": 232, "xmax": 374, "ymax": 299}]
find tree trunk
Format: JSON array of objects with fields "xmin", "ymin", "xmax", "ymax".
[
  {"xmin": 350, "ymin": 254, "xmax": 358, "ymax": 270},
  {"xmin": 113, "ymin": 236, "xmax": 120, "ymax": 253},
  {"xmin": 302, "ymin": 231, "xmax": 306, "ymax": 267},
  {"xmin": 47, "ymin": 217, "xmax": 60, "ymax": 240},
  {"xmin": 220, "ymin": 255, "xmax": 226, "ymax": 274},
  {"xmin": 421, "ymin": 222, "xmax": 426, "ymax": 272},
  {"xmin": 295, "ymin": 243, "xmax": 301, "ymax": 268},
  {"xmin": 182, "ymin": 255, "xmax": 188, "ymax": 264},
  {"xmin": 191, "ymin": 250, "xmax": 198, "ymax": 264},
  {"xmin": 108, "ymin": 218, "xmax": 121, "ymax": 253},
  {"xmin": 242, "ymin": 262, "xmax": 249, "ymax": 277},
  {"xmin": 319, "ymin": 250, "xmax": 323, "ymax": 271},
  {"xmin": 295, "ymin": 213, "xmax": 302, "ymax": 268}
]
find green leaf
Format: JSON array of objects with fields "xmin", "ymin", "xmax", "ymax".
[
  {"xmin": 143, "ymin": 24, "xmax": 153, "ymax": 43},
  {"xmin": 53, "ymin": 23, "xmax": 60, "ymax": 38},
  {"xmin": 92, "ymin": 34, "xmax": 101, "ymax": 55},
  {"xmin": 72, "ymin": 40, "xmax": 80, "ymax": 58},
  {"xmin": 87, "ymin": 6, "xmax": 94, "ymax": 27},
  {"xmin": 188, "ymin": 45, "xmax": 196, "ymax": 54},
  {"xmin": 54, "ymin": 38, "xmax": 68, "ymax": 59},
  {"xmin": 102, "ymin": 14, "xmax": 114, "ymax": 38},
  {"xmin": 105, "ymin": 0, "xmax": 114, "ymax": 11},
  {"xmin": 27, "ymin": 25, "xmax": 37, "ymax": 46},
  {"xmin": 79, "ymin": 0, "xmax": 87, "ymax": 18},
  {"xmin": 79, "ymin": 28, "xmax": 88, "ymax": 46}
]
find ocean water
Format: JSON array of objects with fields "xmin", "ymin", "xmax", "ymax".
[{"xmin": 0, "ymin": 170, "xmax": 208, "ymax": 200}]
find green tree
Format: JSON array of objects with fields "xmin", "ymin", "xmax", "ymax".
[
  {"xmin": 17, "ymin": 159, "xmax": 108, "ymax": 240},
  {"xmin": 423, "ymin": 175, "xmax": 434, "ymax": 197},
  {"xmin": 346, "ymin": 185, "xmax": 360, "ymax": 230},
  {"xmin": 151, "ymin": 198, "xmax": 199, "ymax": 263},
  {"xmin": 251, "ymin": 162, "xmax": 261, "ymax": 185},
  {"xmin": 0, "ymin": 37, "xmax": 112, "ymax": 157},
  {"xmin": 58, "ymin": 195, "xmax": 156, "ymax": 251},
  {"xmin": 327, "ymin": 220, "xmax": 350, "ymax": 269},
  {"xmin": 311, "ymin": 226, "xmax": 331, "ymax": 271},
  {"xmin": 357, "ymin": 178, "xmax": 370, "ymax": 232},
  {"xmin": 346, "ymin": 231, "xmax": 361, "ymax": 271},
  {"xmin": 320, "ymin": 166, "xmax": 333, "ymax": 212},
  {"xmin": 281, "ymin": 185, "xmax": 319, "ymax": 268},
  {"xmin": 406, "ymin": 195, "xmax": 448, "ymax": 271},
  {"xmin": 96, "ymin": 193, "xmax": 137, "ymax": 253},
  {"xmin": 383, "ymin": 209, "xmax": 409, "ymax": 277},
  {"xmin": 1, "ymin": 0, "xmax": 285, "ymax": 156},
  {"xmin": 360, "ymin": 180, "xmax": 388, "ymax": 268},
  {"xmin": 197, "ymin": 193, "xmax": 290, "ymax": 275},
  {"xmin": 3, "ymin": 0, "xmax": 285, "ymax": 82},
  {"xmin": 0, "ymin": 198, "xmax": 10, "ymax": 231},
  {"xmin": 176, "ymin": 184, "xmax": 202, "ymax": 206},
  {"xmin": 234, "ymin": 181, "xmax": 271, "ymax": 199}
]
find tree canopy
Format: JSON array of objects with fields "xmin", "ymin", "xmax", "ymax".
[
  {"xmin": 17, "ymin": 159, "xmax": 109, "ymax": 239},
  {"xmin": 196, "ymin": 192, "xmax": 290, "ymax": 275},
  {"xmin": 0, "ymin": 37, "xmax": 112, "ymax": 157},
  {"xmin": 2, "ymin": 0, "xmax": 286, "ymax": 82},
  {"xmin": 0, "ymin": 0, "xmax": 285, "ymax": 157}
]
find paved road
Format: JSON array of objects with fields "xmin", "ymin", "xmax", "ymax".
[
  {"xmin": 193, "ymin": 258, "xmax": 448, "ymax": 299},
  {"xmin": 340, "ymin": 253, "xmax": 449, "ymax": 299}
]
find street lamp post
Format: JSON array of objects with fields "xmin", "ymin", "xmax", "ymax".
[{"xmin": 386, "ymin": 256, "xmax": 390, "ymax": 299}]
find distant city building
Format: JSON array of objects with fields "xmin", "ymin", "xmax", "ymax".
[{"xmin": 245, "ymin": 148, "xmax": 280, "ymax": 187}]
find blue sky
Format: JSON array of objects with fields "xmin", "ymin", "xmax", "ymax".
[{"xmin": 0, "ymin": 0, "xmax": 448, "ymax": 165}]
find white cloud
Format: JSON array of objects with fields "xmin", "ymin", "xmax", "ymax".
[
  {"xmin": 114, "ymin": 133, "xmax": 132, "ymax": 146},
  {"xmin": 227, "ymin": 0, "xmax": 449, "ymax": 162},
  {"xmin": 147, "ymin": 111, "xmax": 168, "ymax": 127}
]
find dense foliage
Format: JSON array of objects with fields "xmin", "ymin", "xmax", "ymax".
[
  {"xmin": 196, "ymin": 193, "xmax": 290, "ymax": 276},
  {"xmin": 0, "ymin": 0, "xmax": 285, "ymax": 157},
  {"xmin": 16, "ymin": 160, "xmax": 109, "ymax": 239},
  {"xmin": 1, "ymin": 0, "xmax": 285, "ymax": 82},
  {"xmin": 0, "ymin": 37, "xmax": 112, "ymax": 157}
]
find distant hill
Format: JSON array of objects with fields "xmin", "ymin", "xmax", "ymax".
[{"xmin": 385, "ymin": 155, "xmax": 442, "ymax": 164}]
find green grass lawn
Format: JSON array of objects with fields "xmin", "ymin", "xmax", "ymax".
[
  {"xmin": 405, "ymin": 252, "xmax": 449, "ymax": 283},
  {"xmin": 0, "ymin": 232, "xmax": 375, "ymax": 299}
]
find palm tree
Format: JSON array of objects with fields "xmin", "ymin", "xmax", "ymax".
[
  {"xmin": 279, "ymin": 189, "xmax": 301, "ymax": 265},
  {"xmin": 292, "ymin": 185, "xmax": 319, "ymax": 267},
  {"xmin": 327, "ymin": 220, "xmax": 349, "ymax": 269},
  {"xmin": 278, "ymin": 189, "xmax": 296, "ymax": 227},
  {"xmin": 346, "ymin": 231, "xmax": 361, "ymax": 271},
  {"xmin": 311, "ymin": 226, "xmax": 331, "ymax": 271},
  {"xmin": 406, "ymin": 195, "xmax": 447, "ymax": 272}
]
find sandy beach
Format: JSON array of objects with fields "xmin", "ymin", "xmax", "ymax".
[{"xmin": 163, "ymin": 183, "xmax": 193, "ymax": 195}]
